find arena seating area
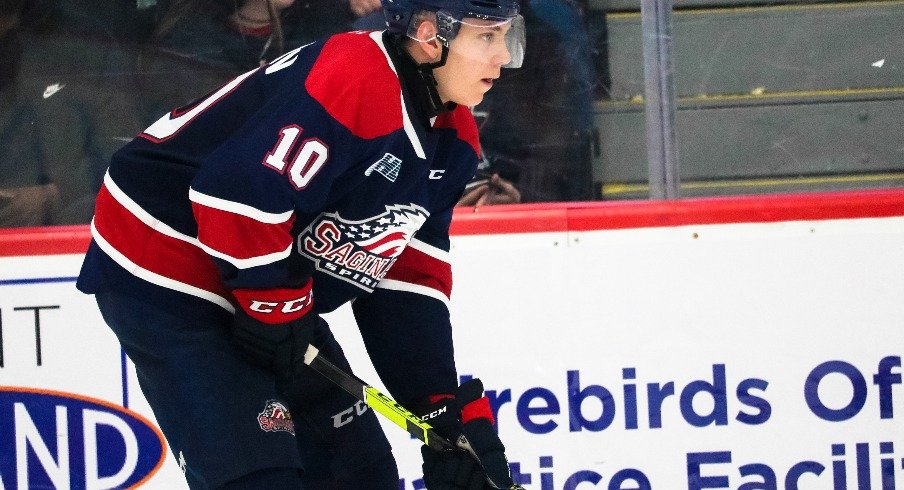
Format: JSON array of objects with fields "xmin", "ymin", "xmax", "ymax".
[{"xmin": 593, "ymin": 0, "xmax": 904, "ymax": 198}]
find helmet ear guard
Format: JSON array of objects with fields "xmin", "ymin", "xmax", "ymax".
[{"xmin": 434, "ymin": 11, "xmax": 461, "ymax": 46}]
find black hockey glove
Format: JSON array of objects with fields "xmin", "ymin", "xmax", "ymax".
[
  {"xmin": 230, "ymin": 284, "xmax": 316, "ymax": 378},
  {"xmin": 414, "ymin": 379, "xmax": 521, "ymax": 490}
]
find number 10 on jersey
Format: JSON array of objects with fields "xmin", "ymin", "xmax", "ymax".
[{"xmin": 263, "ymin": 124, "xmax": 330, "ymax": 191}]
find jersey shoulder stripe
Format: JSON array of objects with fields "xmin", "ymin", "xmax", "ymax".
[{"xmin": 306, "ymin": 31, "xmax": 403, "ymax": 139}]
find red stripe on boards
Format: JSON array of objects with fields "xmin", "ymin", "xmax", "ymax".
[
  {"xmin": 0, "ymin": 225, "xmax": 91, "ymax": 256},
  {"xmin": 4, "ymin": 189, "xmax": 904, "ymax": 256},
  {"xmin": 451, "ymin": 189, "xmax": 904, "ymax": 235}
]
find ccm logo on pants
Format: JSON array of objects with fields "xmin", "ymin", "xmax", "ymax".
[{"xmin": 332, "ymin": 401, "xmax": 370, "ymax": 428}]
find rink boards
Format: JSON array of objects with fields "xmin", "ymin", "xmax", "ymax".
[{"xmin": 1, "ymin": 189, "xmax": 903, "ymax": 489}]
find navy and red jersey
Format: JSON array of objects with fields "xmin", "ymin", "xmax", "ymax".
[{"xmin": 77, "ymin": 31, "xmax": 482, "ymax": 404}]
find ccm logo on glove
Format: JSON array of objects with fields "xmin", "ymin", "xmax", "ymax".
[
  {"xmin": 249, "ymin": 297, "xmax": 311, "ymax": 314},
  {"xmin": 420, "ymin": 405, "xmax": 449, "ymax": 421},
  {"xmin": 233, "ymin": 282, "xmax": 314, "ymax": 324}
]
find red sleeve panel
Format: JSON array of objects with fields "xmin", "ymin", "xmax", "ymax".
[
  {"xmin": 381, "ymin": 238, "xmax": 452, "ymax": 300},
  {"xmin": 190, "ymin": 189, "xmax": 295, "ymax": 268}
]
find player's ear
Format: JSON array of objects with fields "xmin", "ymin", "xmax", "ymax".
[{"xmin": 412, "ymin": 19, "xmax": 442, "ymax": 62}]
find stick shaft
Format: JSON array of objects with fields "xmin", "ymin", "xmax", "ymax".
[
  {"xmin": 303, "ymin": 344, "xmax": 454, "ymax": 451},
  {"xmin": 302, "ymin": 345, "xmax": 527, "ymax": 490}
]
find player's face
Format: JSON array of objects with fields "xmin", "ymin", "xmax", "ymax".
[{"xmin": 433, "ymin": 20, "xmax": 513, "ymax": 106}]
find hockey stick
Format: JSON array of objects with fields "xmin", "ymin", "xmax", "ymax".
[
  {"xmin": 302, "ymin": 344, "xmax": 526, "ymax": 490},
  {"xmin": 302, "ymin": 343, "xmax": 455, "ymax": 451}
]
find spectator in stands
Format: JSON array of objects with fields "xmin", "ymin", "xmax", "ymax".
[
  {"xmin": 0, "ymin": 0, "xmax": 364, "ymax": 227},
  {"xmin": 0, "ymin": 1, "xmax": 59, "ymax": 227},
  {"xmin": 136, "ymin": 0, "xmax": 356, "ymax": 127},
  {"xmin": 153, "ymin": 0, "xmax": 300, "ymax": 70},
  {"xmin": 471, "ymin": 0, "xmax": 600, "ymax": 203},
  {"xmin": 455, "ymin": 153, "xmax": 523, "ymax": 205},
  {"xmin": 348, "ymin": 0, "xmax": 383, "ymax": 17},
  {"xmin": 0, "ymin": 0, "xmax": 142, "ymax": 226}
]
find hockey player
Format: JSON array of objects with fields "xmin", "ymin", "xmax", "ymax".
[{"xmin": 76, "ymin": 0, "xmax": 526, "ymax": 487}]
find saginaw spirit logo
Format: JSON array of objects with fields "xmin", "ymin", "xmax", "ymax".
[
  {"xmin": 258, "ymin": 400, "xmax": 295, "ymax": 435},
  {"xmin": 298, "ymin": 203, "xmax": 429, "ymax": 291}
]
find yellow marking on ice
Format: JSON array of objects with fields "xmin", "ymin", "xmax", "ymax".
[{"xmin": 598, "ymin": 86, "xmax": 904, "ymax": 108}]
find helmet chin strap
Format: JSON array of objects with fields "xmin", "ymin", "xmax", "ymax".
[
  {"xmin": 422, "ymin": 42, "xmax": 450, "ymax": 70},
  {"xmin": 416, "ymin": 44, "xmax": 451, "ymax": 115},
  {"xmin": 390, "ymin": 34, "xmax": 454, "ymax": 117}
]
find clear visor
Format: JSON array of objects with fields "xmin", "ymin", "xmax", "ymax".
[{"xmin": 407, "ymin": 13, "xmax": 526, "ymax": 69}]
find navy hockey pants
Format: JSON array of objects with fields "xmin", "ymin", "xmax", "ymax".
[{"xmin": 95, "ymin": 290, "xmax": 398, "ymax": 489}]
